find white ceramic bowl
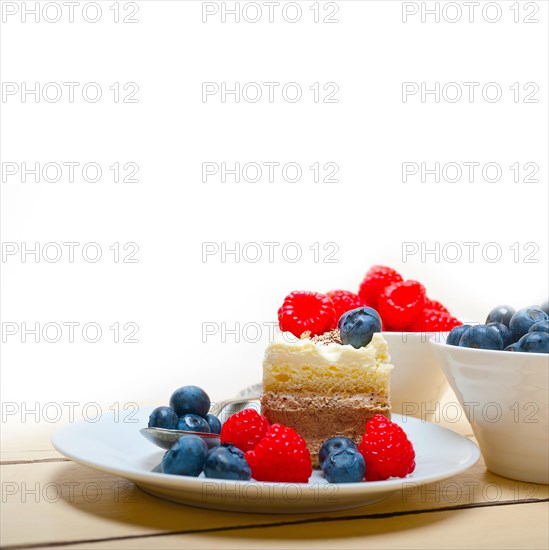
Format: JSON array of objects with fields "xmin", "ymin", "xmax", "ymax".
[
  {"xmin": 430, "ymin": 338, "xmax": 549, "ymax": 484},
  {"xmin": 382, "ymin": 331, "xmax": 451, "ymax": 419}
]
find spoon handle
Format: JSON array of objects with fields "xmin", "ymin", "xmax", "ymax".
[{"xmin": 210, "ymin": 395, "xmax": 261, "ymax": 417}]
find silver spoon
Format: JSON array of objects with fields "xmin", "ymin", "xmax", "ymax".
[{"xmin": 140, "ymin": 391, "xmax": 261, "ymax": 450}]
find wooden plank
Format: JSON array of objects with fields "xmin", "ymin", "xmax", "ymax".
[
  {"xmin": 1, "ymin": 399, "xmax": 163, "ymax": 463},
  {"xmin": 15, "ymin": 502, "xmax": 549, "ymax": 550},
  {"xmin": 1, "ymin": 458, "xmax": 547, "ymax": 548},
  {"xmin": 1, "ymin": 450, "xmax": 67, "ymax": 464}
]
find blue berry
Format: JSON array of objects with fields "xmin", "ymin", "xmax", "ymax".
[
  {"xmin": 486, "ymin": 305, "xmax": 516, "ymax": 327},
  {"xmin": 487, "ymin": 322, "xmax": 514, "ymax": 348},
  {"xmin": 509, "ymin": 307, "xmax": 548, "ymax": 342},
  {"xmin": 446, "ymin": 324, "xmax": 471, "ymax": 346},
  {"xmin": 540, "ymin": 300, "xmax": 549, "ymax": 315},
  {"xmin": 161, "ymin": 435, "xmax": 208, "ymax": 476},
  {"xmin": 169, "ymin": 386, "xmax": 210, "ymax": 418},
  {"xmin": 339, "ymin": 307, "xmax": 382, "ymax": 349},
  {"xmin": 148, "ymin": 406, "xmax": 178, "ymax": 429},
  {"xmin": 203, "ymin": 444, "xmax": 251, "ymax": 480},
  {"xmin": 529, "ymin": 320, "xmax": 549, "ymax": 334},
  {"xmin": 205, "ymin": 413, "xmax": 222, "ymax": 434},
  {"xmin": 515, "ymin": 331, "xmax": 549, "ymax": 354},
  {"xmin": 339, "ymin": 306, "xmax": 381, "ymax": 324},
  {"xmin": 459, "ymin": 325, "xmax": 503, "ymax": 350},
  {"xmin": 321, "ymin": 448, "xmax": 365, "ymax": 483},
  {"xmin": 319, "ymin": 436, "xmax": 357, "ymax": 467},
  {"xmin": 177, "ymin": 413, "xmax": 211, "ymax": 433}
]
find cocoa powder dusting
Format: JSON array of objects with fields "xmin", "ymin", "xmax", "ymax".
[{"xmin": 310, "ymin": 329, "xmax": 342, "ymax": 345}]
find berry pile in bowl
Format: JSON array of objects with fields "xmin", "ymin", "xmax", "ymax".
[
  {"xmin": 446, "ymin": 302, "xmax": 549, "ymax": 353},
  {"xmin": 146, "ymin": 386, "xmax": 416, "ymax": 484},
  {"xmin": 357, "ymin": 265, "xmax": 461, "ymax": 332},
  {"xmin": 429, "ymin": 301, "xmax": 549, "ymax": 484},
  {"xmin": 278, "ymin": 265, "xmax": 461, "ymax": 339},
  {"xmin": 277, "ymin": 265, "xmax": 461, "ymax": 418}
]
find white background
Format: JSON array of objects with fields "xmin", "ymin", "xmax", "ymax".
[{"xmin": 1, "ymin": 1, "xmax": 548, "ymax": 442}]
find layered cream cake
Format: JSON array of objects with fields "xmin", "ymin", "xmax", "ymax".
[{"xmin": 261, "ymin": 329, "xmax": 393, "ymax": 466}]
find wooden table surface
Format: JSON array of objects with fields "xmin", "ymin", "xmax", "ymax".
[{"xmin": 2, "ymin": 395, "xmax": 548, "ymax": 550}]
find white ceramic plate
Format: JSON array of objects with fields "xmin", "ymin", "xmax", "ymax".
[{"xmin": 52, "ymin": 408, "xmax": 480, "ymax": 514}]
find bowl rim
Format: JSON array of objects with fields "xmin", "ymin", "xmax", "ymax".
[{"xmin": 429, "ymin": 335, "xmax": 549, "ymax": 358}]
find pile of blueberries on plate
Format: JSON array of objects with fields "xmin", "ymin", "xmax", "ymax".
[
  {"xmin": 319, "ymin": 436, "xmax": 365, "ymax": 483},
  {"xmin": 161, "ymin": 438, "xmax": 251, "ymax": 481},
  {"xmin": 148, "ymin": 386, "xmax": 251, "ymax": 480},
  {"xmin": 447, "ymin": 301, "xmax": 549, "ymax": 353}
]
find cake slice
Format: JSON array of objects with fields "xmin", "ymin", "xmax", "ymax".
[{"xmin": 261, "ymin": 329, "xmax": 392, "ymax": 467}]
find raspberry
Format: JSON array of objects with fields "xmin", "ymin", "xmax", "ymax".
[
  {"xmin": 358, "ymin": 266, "xmax": 403, "ymax": 309},
  {"xmin": 326, "ymin": 290, "xmax": 365, "ymax": 321},
  {"xmin": 419, "ymin": 309, "xmax": 462, "ymax": 332},
  {"xmin": 245, "ymin": 424, "xmax": 312, "ymax": 483},
  {"xmin": 377, "ymin": 280, "xmax": 426, "ymax": 331},
  {"xmin": 278, "ymin": 291, "xmax": 337, "ymax": 338},
  {"xmin": 220, "ymin": 409, "xmax": 269, "ymax": 453},
  {"xmin": 358, "ymin": 414, "xmax": 415, "ymax": 481},
  {"xmin": 424, "ymin": 298, "xmax": 450, "ymax": 315}
]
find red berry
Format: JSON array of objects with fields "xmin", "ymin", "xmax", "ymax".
[
  {"xmin": 358, "ymin": 414, "xmax": 415, "ymax": 481},
  {"xmin": 358, "ymin": 266, "xmax": 403, "ymax": 308},
  {"xmin": 326, "ymin": 290, "xmax": 365, "ymax": 321},
  {"xmin": 424, "ymin": 298, "xmax": 450, "ymax": 315},
  {"xmin": 419, "ymin": 309, "xmax": 462, "ymax": 332},
  {"xmin": 245, "ymin": 424, "xmax": 312, "ymax": 483},
  {"xmin": 377, "ymin": 280, "xmax": 426, "ymax": 331},
  {"xmin": 220, "ymin": 409, "xmax": 269, "ymax": 453},
  {"xmin": 278, "ymin": 291, "xmax": 337, "ymax": 338}
]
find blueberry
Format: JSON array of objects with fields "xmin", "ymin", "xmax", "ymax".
[
  {"xmin": 169, "ymin": 385, "xmax": 211, "ymax": 418},
  {"xmin": 529, "ymin": 320, "xmax": 549, "ymax": 334},
  {"xmin": 203, "ymin": 444, "xmax": 251, "ymax": 480},
  {"xmin": 339, "ymin": 307, "xmax": 382, "ymax": 349},
  {"xmin": 540, "ymin": 300, "xmax": 549, "ymax": 315},
  {"xmin": 148, "ymin": 406, "xmax": 178, "ymax": 429},
  {"xmin": 485, "ymin": 305, "xmax": 516, "ymax": 327},
  {"xmin": 319, "ymin": 436, "xmax": 357, "ymax": 467},
  {"xmin": 177, "ymin": 413, "xmax": 211, "ymax": 433},
  {"xmin": 515, "ymin": 331, "xmax": 549, "ymax": 354},
  {"xmin": 505, "ymin": 343, "xmax": 517, "ymax": 352},
  {"xmin": 338, "ymin": 306, "xmax": 381, "ymax": 326},
  {"xmin": 446, "ymin": 324, "xmax": 471, "ymax": 346},
  {"xmin": 509, "ymin": 307, "xmax": 548, "ymax": 342},
  {"xmin": 161, "ymin": 435, "xmax": 208, "ymax": 476},
  {"xmin": 487, "ymin": 322, "xmax": 514, "ymax": 348},
  {"xmin": 205, "ymin": 413, "xmax": 222, "ymax": 434},
  {"xmin": 459, "ymin": 325, "xmax": 503, "ymax": 350},
  {"xmin": 321, "ymin": 448, "xmax": 365, "ymax": 483}
]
